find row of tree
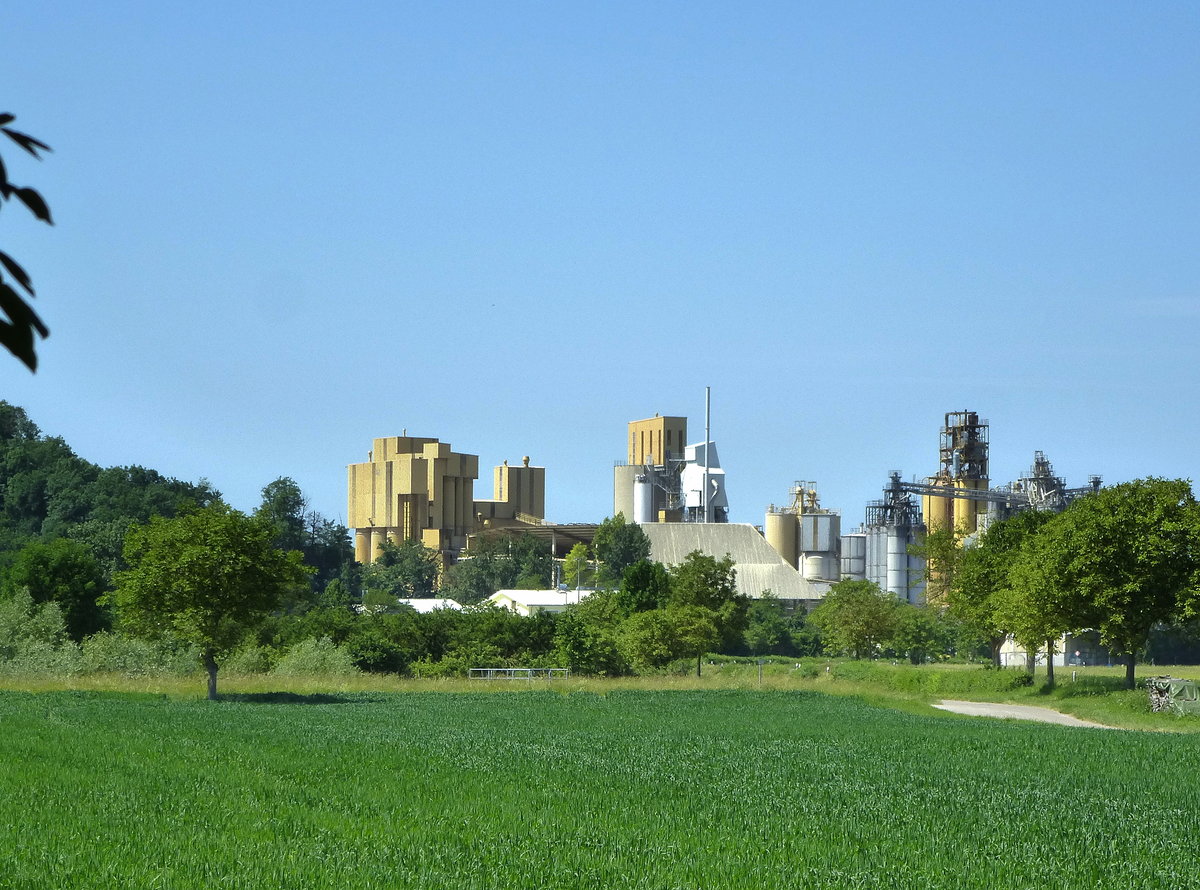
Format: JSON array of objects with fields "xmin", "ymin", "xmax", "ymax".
[{"xmin": 922, "ymin": 477, "xmax": 1200, "ymax": 687}]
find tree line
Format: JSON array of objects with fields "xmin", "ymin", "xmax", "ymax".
[{"xmin": 5, "ymin": 401, "xmax": 1199, "ymax": 695}]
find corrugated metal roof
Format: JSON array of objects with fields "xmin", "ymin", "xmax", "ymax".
[{"xmin": 638, "ymin": 523, "xmax": 823, "ymax": 601}]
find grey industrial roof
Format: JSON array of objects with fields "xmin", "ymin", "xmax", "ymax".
[{"xmin": 638, "ymin": 523, "xmax": 823, "ymax": 601}]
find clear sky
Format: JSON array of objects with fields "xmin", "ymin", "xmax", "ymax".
[{"xmin": 4, "ymin": 2, "xmax": 1197, "ymax": 530}]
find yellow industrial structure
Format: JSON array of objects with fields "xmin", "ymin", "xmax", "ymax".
[
  {"xmin": 347, "ymin": 436, "xmax": 544, "ymax": 564},
  {"xmin": 627, "ymin": 414, "xmax": 687, "ymax": 466},
  {"xmin": 921, "ymin": 411, "xmax": 989, "ymax": 535}
]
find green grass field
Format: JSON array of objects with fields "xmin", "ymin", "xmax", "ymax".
[{"xmin": 3, "ymin": 688, "xmax": 1199, "ymax": 888}]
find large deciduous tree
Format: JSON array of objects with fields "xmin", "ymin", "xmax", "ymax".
[
  {"xmin": 949, "ymin": 510, "xmax": 1054, "ymax": 666},
  {"xmin": 592, "ymin": 514, "xmax": 651, "ymax": 582},
  {"xmin": 109, "ymin": 504, "xmax": 310, "ymax": 699}
]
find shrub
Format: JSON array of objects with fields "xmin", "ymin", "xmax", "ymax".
[
  {"xmin": 271, "ymin": 637, "xmax": 360, "ymax": 677},
  {"xmin": 0, "ymin": 589, "xmax": 81, "ymax": 675},
  {"xmin": 80, "ymin": 631, "xmax": 200, "ymax": 677}
]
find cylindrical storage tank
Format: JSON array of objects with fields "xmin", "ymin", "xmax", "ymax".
[
  {"xmin": 765, "ymin": 511, "xmax": 799, "ymax": 568},
  {"xmin": 633, "ymin": 473, "xmax": 655, "ymax": 524},
  {"xmin": 922, "ymin": 490, "xmax": 954, "ymax": 533},
  {"xmin": 953, "ymin": 479, "xmax": 986, "ymax": 535},
  {"xmin": 840, "ymin": 534, "xmax": 867, "ymax": 579},
  {"xmin": 613, "ymin": 465, "xmax": 639, "ymax": 522},
  {"xmin": 803, "ymin": 555, "xmax": 836, "ymax": 581},
  {"xmin": 866, "ymin": 526, "xmax": 888, "ymax": 590},
  {"xmin": 886, "ymin": 527, "xmax": 908, "ymax": 602}
]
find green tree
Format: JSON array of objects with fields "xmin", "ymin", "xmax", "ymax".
[
  {"xmin": 744, "ymin": 592, "xmax": 791, "ymax": 655},
  {"xmin": 554, "ymin": 589, "xmax": 627, "ymax": 675},
  {"xmin": 563, "ymin": 542, "xmax": 592, "ymax": 589},
  {"xmin": 1009, "ymin": 478, "xmax": 1200, "ymax": 689},
  {"xmin": 809, "ymin": 579, "xmax": 899, "ymax": 659},
  {"xmin": 2, "ymin": 538, "xmax": 107, "ymax": 641},
  {"xmin": 109, "ymin": 504, "xmax": 310, "ymax": 699},
  {"xmin": 566, "ymin": 544, "xmax": 595, "ymax": 592},
  {"xmin": 614, "ymin": 559, "xmax": 671, "ymax": 617},
  {"xmin": 0, "ymin": 114, "xmax": 52, "ymax": 371},
  {"xmin": 668, "ymin": 604, "xmax": 720, "ymax": 676},
  {"xmin": 256, "ymin": 477, "xmax": 308, "ymax": 552},
  {"xmin": 888, "ymin": 604, "xmax": 952, "ymax": 665},
  {"xmin": 667, "ymin": 550, "xmax": 748, "ymax": 652},
  {"xmin": 949, "ymin": 510, "xmax": 1053, "ymax": 666},
  {"xmin": 911, "ymin": 526, "xmax": 964, "ymax": 608},
  {"xmin": 362, "ymin": 538, "xmax": 441, "ymax": 600},
  {"xmin": 592, "ymin": 514, "xmax": 651, "ymax": 581}
]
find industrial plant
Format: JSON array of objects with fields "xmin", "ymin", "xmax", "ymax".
[{"xmin": 348, "ymin": 407, "xmax": 1102, "ymax": 608}]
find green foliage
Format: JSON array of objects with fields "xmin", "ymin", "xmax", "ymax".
[
  {"xmin": 809, "ymin": 579, "xmax": 899, "ymax": 659},
  {"xmin": 744, "ymin": 591, "xmax": 821, "ymax": 657},
  {"xmin": 666, "ymin": 550, "xmax": 748, "ymax": 651},
  {"xmin": 949, "ymin": 510, "xmax": 1054, "ymax": 665},
  {"xmin": 0, "ymin": 588, "xmax": 80, "ymax": 674},
  {"xmin": 109, "ymin": 504, "xmax": 311, "ymax": 697},
  {"xmin": 887, "ymin": 603, "xmax": 956, "ymax": 664},
  {"xmin": 80, "ymin": 631, "xmax": 201, "ymax": 677},
  {"xmin": 0, "ymin": 402, "xmax": 220, "ymax": 543},
  {"xmin": 911, "ymin": 525, "xmax": 964, "ymax": 608},
  {"xmin": 1010, "ymin": 478, "xmax": 1200, "ymax": 687},
  {"xmin": 271, "ymin": 637, "xmax": 360, "ymax": 677},
  {"xmin": 614, "ymin": 559, "xmax": 670, "ymax": 616},
  {"xmin": 0, "ymin": 113, "xmax": 53, "ymax": 371},
  {"xmin": 562, "ymin": 542, "xmax": 592, "ymax": 589},
  {"xmin": 592, "ymin": 513, "xmax": 651, "ymax": 581},
  {"xmin": 362, "ymin": 538, "xmax": 441, "ymax": 600},
  {"xmin": 554, "ymin": 590, "xmax": 627, "ymax": 675},
  {"xmin": 2, "ymin": 537, "xmax": 108, "ymax": 641},
  {"xmin": 445, "ymin": 533, "xmax": 553, "ymax": 604}
]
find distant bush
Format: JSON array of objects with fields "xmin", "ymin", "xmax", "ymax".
[
  {"xmin": 272, "ymin": 637, "xmax": 359, "ymax": 677},
  {"xmin": 0, "ymin": 589, "xmax": 81, "ymax": 675},
  {"xmin": 80, "ymin": 631, "xmax": 200, "ymax": 677},
  {"xmin": 221, "ymin": 644, "xmax": 274, "ymax": 675}
]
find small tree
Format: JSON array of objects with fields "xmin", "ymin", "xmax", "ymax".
[
  {"xmin": 809, "ymin": 579, "xmax": 899, "ymax": 659},
  {"xmin": 109, "ymin": 504, "xmax": 310, "ymax": 699},
  {"xmin": 563, "ymin": 542, "xmax": 591, "ymax": 590}
]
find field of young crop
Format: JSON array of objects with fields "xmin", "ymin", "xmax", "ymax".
[{"xmin": 2, "ymin": 689, "xmax": 1198, "ymax": 888}]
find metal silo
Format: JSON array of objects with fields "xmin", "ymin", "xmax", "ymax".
[
  {"xmin": 765, "ymin": 509, "xmax": 799, "ymax": 568},
  {"xmin": 613, "ymin": 464, "xmax": 639, "ymax": 521},
  {"xmin": 840, "ymin": 533, "xmax": 867, "ymax": 580},
  {"xmin": 633, "ymin": 472, "xmax": 655, "ymax": 524},
  {"xmin": 886, "ymin": 527, "xmax": 909, "ymax": 601}
]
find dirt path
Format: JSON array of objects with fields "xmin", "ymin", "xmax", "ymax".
[{"xmin": 933, "ymin": 699, "xmax": 1112, "ymax": 728}]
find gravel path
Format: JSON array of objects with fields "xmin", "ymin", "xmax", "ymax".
[{"xmin": 933, "ymin": 699, "xmax": 1111, "ymax": 728}]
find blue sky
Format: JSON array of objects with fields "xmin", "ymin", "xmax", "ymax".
[{"xmin": 4, "ymin": 2, "xmax": 1197, "ymax": 530}]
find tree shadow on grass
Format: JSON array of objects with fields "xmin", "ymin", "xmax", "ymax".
[{"xmin": 218, "ymin": 692, "xmax": 386, "ymax": 705}]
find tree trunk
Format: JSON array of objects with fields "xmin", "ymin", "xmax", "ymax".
[
  {"xmin": 696, "ymin": 654, "xmax": 701, "ymax": 678},
  {"xmin": 1045, "ymin": 638, "xmax": 1055, "ymax": 689},
  {"xmin": 203, "ymin": 650, "xmax": 219, "ymax": 701},
  {"xmin": 990, "ymin": 637, "xmax": 1003, "ymax": 668},
  {"xmin": 1125, "ymin": 654, "xmax": 1136, "ymax": 690},
  {"xmin": 1025, "ymin": 651, "xmax": 1035, "ymax": 675}
]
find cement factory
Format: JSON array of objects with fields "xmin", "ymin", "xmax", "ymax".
[{"xmin": 348, "ymin": 407, "xmax": 1101, "ymax": 608}]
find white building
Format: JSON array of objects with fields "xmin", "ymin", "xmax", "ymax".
[{"xmin": 489, "ymin": 589, "xmax": 592, "ymax": 616}]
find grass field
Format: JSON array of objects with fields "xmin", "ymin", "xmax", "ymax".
[{"xmin": 3, "ymin": 687, "xmax": 1200, "ymax": 888}]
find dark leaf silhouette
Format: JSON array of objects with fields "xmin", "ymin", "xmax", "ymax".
[{"xmin": 0, "ymin": 250, "xmax": 34, "ymax": 295}]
